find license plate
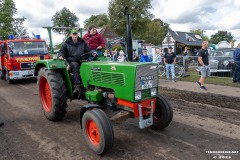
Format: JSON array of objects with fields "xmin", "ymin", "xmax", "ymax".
[{"xmin": 28, "ymin": 70, "xmax": 34, "ymax": 75}]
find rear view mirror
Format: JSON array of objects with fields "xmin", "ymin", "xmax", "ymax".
[
  {"xmin": 8, "ymin": 42, "xmax": 14, "ymax": 49},
  {"xmin": 0, "ymin": 44, "xmax": 5, "ymax": 56}
]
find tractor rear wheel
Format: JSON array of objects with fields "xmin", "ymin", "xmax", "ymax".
[
  {"xmin": 37, "ymin": 68, "xmax": 68, "ymax": 121},
  {"xmin": 150, "ymin": 95, "xmax": 173, "ymax": 130},
  {"xmin": 82, "ymin": 108, "xmax": 114, "ymax": 155}
]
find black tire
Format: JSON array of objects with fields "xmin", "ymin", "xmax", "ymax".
[
  {"xmin": 150, "ymin": 95, "xmax": 173, "ymax": 130},
  {"xmin": 0, "ymin": 70, "xmax": 4, "ymax": 80},
  {"xmin": 5, "ymin": 70, "xmax": 13, "ymax": 84},
  {"xmin": 37, "ymin": 67, "xmax": 68, "ymax": 121},
  {"xmin": 82, "ymin": 108, "xmax": 114, "ymax": 155}
]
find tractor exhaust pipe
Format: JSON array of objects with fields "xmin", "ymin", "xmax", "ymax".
[{"xmin": 124, "ymin": 6, "xmax": 133, "ymax": 62}]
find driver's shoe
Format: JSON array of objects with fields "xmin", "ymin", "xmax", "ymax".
[{"xmin": 73, "ymin": 85, "xmax": 82, "ymax": 99}]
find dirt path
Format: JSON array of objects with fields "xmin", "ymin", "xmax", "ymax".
[
  {"xmin": 159, "ymin": 79, "xmax": 240, "ymax": 98},
  {"xmin": 0, "ymin": 80, "xmax": 239, "ymax": 160}
]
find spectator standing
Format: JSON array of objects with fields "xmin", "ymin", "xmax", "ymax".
[
  {"xmin": 83, "ymin": 25, "xmax": 105, "ymax": 56},
  {"xmin": 117, "ymin": 50, "xmax": 126, "ymax": 62},
  {"xmin": 140, "ymin": 48, "xmax": 152, "ymax": 62},
  {"xmin": 132, "ymin": 50, "xmax": 139, "ymax": 62},
  {"xmin": 160, "ymin": 49, "xmax": 164, "ymax": 64},
  {"xmin": 111, "ymin": 49, "xmax": 118, "ymax": 61},
  {"xmin": 164, "ymin": 46, "xmax": 176, "ymax": 82},
  {"xmin": 154, "ymin": 48, "xmax": 161, "ymax": 64},
  {"xmin": 233, "ymin": 43, "xmax": 240, "ymax": 83},
  {"xmin": 183, "ymin": 47, "xmax": 190, "ymax": 72},
  {"xmin": 196, "ymin": 41, "xmax": 209, "ymax": 90}
]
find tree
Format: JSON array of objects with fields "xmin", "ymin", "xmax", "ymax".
[
  {"xmin": 190, "ymin": 29, "xmax": 209, "ymax": 41},
  {"xmin": 84, "ymin": 14, "xmax": 109, "ymax": 29},
  {"xmin": 0, "ymin": 0, "xmax": 17, "ymax": 39},
  {"xmin": 108, "ymin": 0, "xmax": 153, "ymax": 37},
  {"xmin": 12, "ymin": 17, "xmax": 28, "ymax": 36},
  {"xmin": 210, "ymin": 30, "xmax": 234, "ymax": 44},
  {"xmin": 138, "ymin": 19, "xmax": 166, "ymax": 45},
  {"xmin": 0, "ymin": 0, "xmax": 27, "ymax": 39},
  {"xmin": 51, "ymin": 7, "xmax": 79, "ymax": 36}
]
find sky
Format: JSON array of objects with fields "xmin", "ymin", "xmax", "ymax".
[{"xmin": 14, "ymin": 0, "xmax": 240, "ymax": 46}]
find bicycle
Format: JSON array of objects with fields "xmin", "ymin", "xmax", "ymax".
[{"xmin": 158, "ymin": 63, "xmax": 185, "ymax": 79}]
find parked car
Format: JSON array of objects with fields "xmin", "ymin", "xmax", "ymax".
[{"xmin": 209, "ymin": 48, "xmax": 235, "ymax": 76}]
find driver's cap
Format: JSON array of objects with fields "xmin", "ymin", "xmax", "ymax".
[{"xmin": 71, "ymin": 29, "xmax": 78, "ymax": 34}]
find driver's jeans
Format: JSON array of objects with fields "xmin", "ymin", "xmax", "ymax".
[{"xmin": 70, "ymin": 61, "xmax": 82, "ymax": 85}]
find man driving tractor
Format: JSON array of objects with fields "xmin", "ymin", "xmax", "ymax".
[{"xmin": 59, "ymin": 29, "xmax": 96, "ymax": 97}]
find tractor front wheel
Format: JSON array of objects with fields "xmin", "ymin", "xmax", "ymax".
[
  {"xmin": 37, "ymin": 68, "xmax": 68, "ymax": 121},
  {"xmin": 150, "ymin": 95, "xmax": 173, "ymax": 130},
  {"xmin": 82, "ymin": 108, "xmax": 114, "ymax": 155}
]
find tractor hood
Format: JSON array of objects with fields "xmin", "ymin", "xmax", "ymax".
[{"xmin": 80, "ymin": 62, "xmax": 158, "ymax": 102}]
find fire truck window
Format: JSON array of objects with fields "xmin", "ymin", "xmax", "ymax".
[{"xmin": 10, "ymin": 42, "xmax": 48, "ymax": 56}]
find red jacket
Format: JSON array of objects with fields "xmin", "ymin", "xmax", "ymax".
[{"xmin": 83, "ymin": 32, "xmax": 105, "ymax": 50}]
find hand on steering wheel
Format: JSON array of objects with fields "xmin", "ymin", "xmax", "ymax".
[{"xmin": 59, "ymin": 56, "xmax": 64, "ymax": 60}]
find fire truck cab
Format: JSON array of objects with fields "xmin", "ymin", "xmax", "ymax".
[{"xmin": 0, "ymin": 35, "xmax": 50, "ymax": 84}]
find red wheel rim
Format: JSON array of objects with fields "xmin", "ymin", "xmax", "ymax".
[
  {"xmin": 39, "ymin": 77, "xmax": 52, "ymax": 112},
  {"xmin": 86, "ymin": 120, "xmax": 100, "ymax": 146}
]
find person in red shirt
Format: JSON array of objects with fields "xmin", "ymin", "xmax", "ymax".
[{"xmin": 83, "ymin": 25, "xmax": 105, "ymax": 56}]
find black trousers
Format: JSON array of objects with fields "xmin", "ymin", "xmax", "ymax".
[
  {"xmin": 70, "ymin": 61, "xmax": 82, "ymax": 85},
  {"xmin": 233, "ymin": 62, "xmax": 240, "ymax": 82}
]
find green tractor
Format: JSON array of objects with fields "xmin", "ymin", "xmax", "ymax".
[{"xmin": 35, "ymin": 8, "xmax": 173, "ymax": 155}]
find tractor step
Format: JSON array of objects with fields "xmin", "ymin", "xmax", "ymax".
[{"xmin": 110, "ymin": 110, "xmax": 130, "ymax": 122}]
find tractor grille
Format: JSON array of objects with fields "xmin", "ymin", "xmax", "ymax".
[
  {"xmin": 21, "ymin": 62, "xmax": 35, "ymax": 70},
  {"xmin": 92, "ymin": 71, "xmax": 125, "ymax": 86},
  {"xmin": 135, "ymin": 64, "xmax": 158, "ymax": 91}
]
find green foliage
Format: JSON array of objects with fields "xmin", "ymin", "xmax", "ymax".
[
  {"xmin": 190, "ymin": 29, "xmax": 209, "ymax": 41},
  {"xmin": 138, "ymin": 19, "xmax": 166, "ymax": 46},
  {"xmin": 51, "ymin": 7, "xmax": 79, "ymax": 36},
  {"xmin": 210, "ymin": 30, "xmax": 234, "ymax": 44},
  {"xmin": 112, "ymin": 45, "xmax": 124, "ymax": 52},
  {"xmin": 108, "ymin": 0, "xmax": 153, "ymax": 37},
  {"xmin": 54, "ymin": 43, "xmax": 62, "ymax": 50},
  {"xmin": 84, "ymin": 14, "xmax": 109, "ymax": 29},
  {"xmin": 0, "ymin": 0, "xmax": 17, "ymax": 39},
  {"xmin": 12, "ymin": 17, "xmax": 27, "ymax": 36}
]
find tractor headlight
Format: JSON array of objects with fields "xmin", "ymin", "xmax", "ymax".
[
  {"xmin": 150, "ymin": 88, "xmax": 157, "ymax": 96},
  {"xmin": 223, "ymin": 60, "xmax": 229, "ymax": 66},
  {"xmin": 135, "ymin": 91, "xmax": 142, "ymax": 100}
]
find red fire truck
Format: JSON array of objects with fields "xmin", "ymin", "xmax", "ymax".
[{"xmin": 0, "ymin": 35, "xmax": 50, "ymax": 84}]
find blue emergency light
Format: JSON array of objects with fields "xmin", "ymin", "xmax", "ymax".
[
  {"xmin": 9, "ymin": 34, "xmax": 14, "ymax": 40},
  {"xmin": 35, "ymin": 35, "xmax": 41, "ymax": 39}
]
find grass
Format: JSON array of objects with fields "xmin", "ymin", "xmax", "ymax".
[
  {"xmin": 177, "ymin": 74, "xmax": 240, "ymax": 87},
  {"xmin": 160, "ymin": 66, "xmax": 240, "ymax": 87}
]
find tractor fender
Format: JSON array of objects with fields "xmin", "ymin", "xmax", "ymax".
[
  {"xmin": 34, "ymin": 59, "xmax": 73, "ymax": 98},
  {"xmin": 79, "ymin": 104, "xmax": 102, "ymax": 128},
  {"xmin": 34, "ymin": 59, "xmax": 67, "ymax": 76}
]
